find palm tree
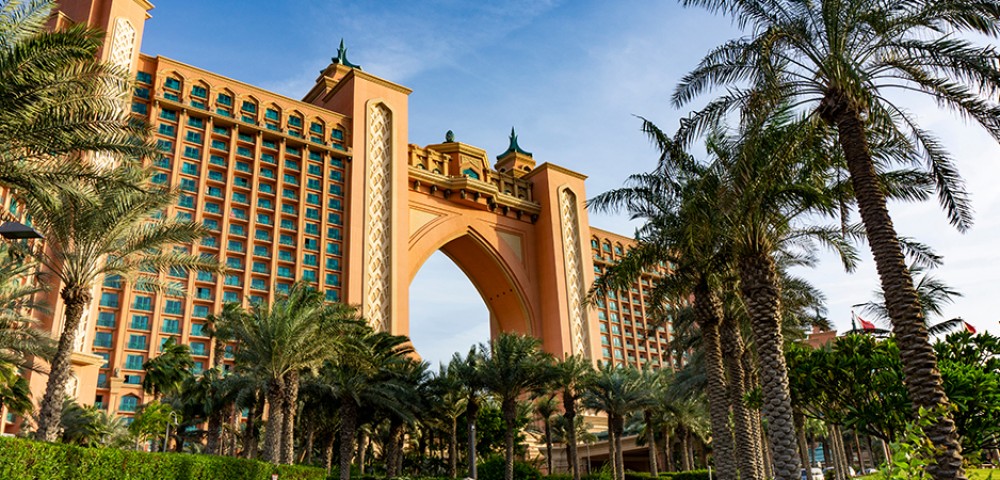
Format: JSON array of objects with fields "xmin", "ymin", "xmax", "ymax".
[
  {"xmin": 534, "ymin": 394, "xmax": 560, "ymax": 475},
  {"xmin": 673, "ymin": 3, "xmax": 1000, "ymax": 477},
  {"xmin": 28, "ymin": 167, "xmax": 218, "ymax": 442},
  {"xmin": 316, "ymin": 328, "xmax": 413, "ymax": 480},
  {"xmin": 430, "ymin": 363, "xmax": 467, "ymax": 478},
  {"xmin": 451, "ymin": 346, "xmax": 486, "ymax": 479},
  {"xmin": 589, "ymin": 132, "xmax": 740, "ymax": 479},
  {"xmin": 552, "ymin": 354, "xmax": 592, "ymax": 480},
  {"xmin": 583, "ymin": 363, "xmax": 654, "ymax": 480},
  {"xmin": 478, "ymin": 333, "xmax": 555, "ymax": 480},
  {"xmin": 0, "ymin": 366, "xmax": 32, "ymax": 423},
  {"xmin": 0, "ymin": 247, "xmax": 53, "ymax": 373},
  {"xmin": 0, "ymin": 0, "xmax": 154, "ymax": 206},
  {"xmin": 856, "ymin": 265, "xmax": 968, "ymax": 335},
  {"xmin": 142, "ymin": 337, "xmax": 194, "ymax": 399},
  {"xmin": 222, "ymin": 282, "xmax": 349, "ymax": 464}
]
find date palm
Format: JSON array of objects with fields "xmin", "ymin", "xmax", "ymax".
[
  {"xmin": 534, "ymin": 394, "xmax": 559, "ymax": 475},
  {"xmin": 0, "ymin": 0, "xmax": 154, "ymax": 205},
  {"xmin": 316, "ymin": 328, "xmax": 413, "ymax": 480},
  {"xmin": 222, "ymin": 282, "xmax": 351, "ymax": 464},
  {"xmin": 478, "ymin": 333, "xmax": 555, "ymax": 480},
  {"xmin": 673, "ymin": 2, "xmax": 1000, "ymax": 477},
  {"xmin": 552, "ymin": 354, "xmax": 593, "ymax": 480},
  {"xmin": 0, "ymin": 246, "xmax": 53, "ymax": 373},
  {"xmin": 142, "ymin": 337, "xmax": 194, "ymax": 399},
  {"xmin": 27, "ymin": 167, "xmax": 218, "ymax": 442},
  {"xmin": 583, "ymin": 363, "xmax": 654, "ymax": 480},
  {"xmin": 451, "ymin": 347, "xmax": 486, "ymax": 480},
  {"xmin": 429, "ymin": 363, "xmax": 467, "ymax": 478}
]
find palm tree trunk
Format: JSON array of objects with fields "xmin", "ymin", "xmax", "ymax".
[
  {"xmin": 339, "ymin": 400, "xmax": 357, "ymax": 480},
  {"xmin": 387, "ymin": 420, "xmax": 403, "ymax": 478},
  {"xmin": 614, "ymin": 418, "xmax": 625, "ymax": 480},
  {"xmin": 246, "ymin": 389, "xmax": 265, "ymax": 459},
  {"xmin": 826, "ymin": 97, "xmax": 966, "ymax": 480},
  {"xmin": 323, "ymin": 432, "xmax": 335, "ymax": 473},
  {"xmin": 738, "ymin": 251, "xmax": 802, "ymax": 480},
  {"xmin": 644, "ymin": 411, "xmax": 658, "ymax": 476},
  {"xmin": 358, "ymin": 430, "xmax": 368, "ymax": 475},
  {"xmin": 795, "ymin": 409, "xmax": 810, "ymax": 469},
  {"xmin": 693, "ymin": 282, "xmax": 736, "ymax": 479},
  {"xmin": 449, "ymin": 417, "xmax": 458, "ymax": 478},
  {"xmin": 679, "ymin": 426, "xmax": 691, "ymax": 471},
  {"xmin": 206, "ymin": 409, "xmax": 223, "ymax": 455},
  {"xmin": 563, "ymin": 390, "xmax": 581, "ymax": 480},
  {"xmin": 608, "ymin": 416, "xmax": 619, "ymax": 480},
  {"xmin": 721, "ymin": 314, "xmax": 761, "ymax": 480},
  {"xmin": 34, "ymin": 287, "xmax": 90, "ymax": 442},
  {"xmin": 280, "ymin": 370, "xmax": 299, "ymax": 464},
  {"xmin": 263, "ymin": 376, "xmax": 286, "ymax": 464},
  {"xmin": 300, "ymin": 425, "xmax": 314, "ymax": 464},
  {"xmin": 664, "ymin": 427, "xmax": 675, "ymax": 472},
  {"xmin": 545, "ymin": 419, "xmax": 554, "ymax": 475},
  {"xmin": 467, "ymin": 397, "xmax": 480, "ymax": 480},
  {"xmin": 854, "ymin": 430, "xmax": 865, "ymax": 473},
  {"xmin": 503, "ymin": 399, "xmax": 517, "ymax": 480},
  {"xmin": 744, "ymin": 354, "xmax": 766, "ymax": 476},
  {"xmin": 761, "ymin": 426, "xmax": 773, "ymax": 480}
]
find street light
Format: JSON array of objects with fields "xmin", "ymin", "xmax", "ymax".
[
  {"xmin": 0, "ymin": 221, "xmax": 42, "ymax": 240},
  {"xmin": 164, "ymin": 411, "xmax": 179, "ymax": 452}
]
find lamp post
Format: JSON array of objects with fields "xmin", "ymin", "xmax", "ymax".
[
  {"xmin": 164, "ymin": 411, "xmax": 178, "ymax": 452},
  {"xmin": 0, "ymin": 221, "xmax": 43, "ymax": 240}
]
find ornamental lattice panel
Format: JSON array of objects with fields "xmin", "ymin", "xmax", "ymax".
[
  {"xmin": 560, "ymin": 188, "xmax": 590, "ymax": 358},
  {"xmin": 364, "ymin": 103, "xmax": 393, "ymax": 331},
  {"xmin": 110, "ymin": 18, "xmax": 135, "ymax": 69}
]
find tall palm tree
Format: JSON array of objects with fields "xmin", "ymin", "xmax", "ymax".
[
  {"xmin": 316, "ymin": 328, "xmax": 413, "ymax": 480},
  {"xmin": 430, "ymin": 363, "xmax": 467, "ymax": 478},
  {"xmin": 222, "ymin": 283, "xmax": 349, "ymax": 464},
  {"xmin": 589, "ymin": 131, "xmax": 740, "ymax": 479},
  {"xmin": 0, "ymin": 0, "xmax": 155, "ymax": 206},
  {"xmin": 478, "ymin": 333, "xmax": 555, "ymax": 480},
  {"xmin": 583, "ymin": 363, "xmax": 654, "ymax": 480},
  {"xmin": 451, "ymin": 347, "xmax": 486, "ymax": 480},
  {"xmin": 142, "ymin": 337, "xmax": 194, "ymax": 399},
  {"xmin": 534, "ymin": 394, "xmax": 560, "ymax": 475},
  {"xmin": 673, "ymin": 3, "xmax": 1000, "ymax": 477},
  {"xmin": 0, "ymin": 366, "xmax": 32, "ymax": 422},
  {"xmin": 28, "ymin": 167, "xmax": 218, "ymax": 442},
  {"xmin": 552, "ymin": 354, "xmax": 592, "ymax": 480}
]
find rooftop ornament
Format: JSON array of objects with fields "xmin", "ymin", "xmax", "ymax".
[
  {"xmin": 332, "ymin": 39, "xmax": 362, "ymax": 70},
  {"xmin": 445, "ymin": 130, "xmax": 455, "ymax": 143},
  {"xmin": 497, "ymin": 126, "xmax": 532, "ymax": 159}
]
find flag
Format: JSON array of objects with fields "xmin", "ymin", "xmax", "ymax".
[
  {"xmin": 965, "ymin": 322, "xmax": 977, "ymax": 334},
  {"xmin": 858, "ymin": 315, "xmax": 876, "ymax": 331}
]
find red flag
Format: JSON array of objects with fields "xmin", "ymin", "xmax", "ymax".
[
  {"xmin": 858, "ymin": 315, "xmax": 876, "ymax": 331},
  {"xmin": 965, "ymin": 322, "xmax": 977, "ymax": 334}
]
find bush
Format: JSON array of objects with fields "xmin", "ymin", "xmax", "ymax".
[
  {"xmin": 0, "ymin": 436, "xmax": 327, "ymax": 480},
  {"xmin": 662, "ymin": 470, "xmax": 710, "ymax": 480},
  {"xmin": 479, "ymin": 456, "xmax": 543, "ymax": 480}
]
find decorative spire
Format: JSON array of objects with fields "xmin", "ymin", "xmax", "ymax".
[
  {"xmin": 332, "ymin": 39, "xmax": 362, "ymax": 70},
  {"xmin": 497, "ymin": 126, "xmax": 532, "ymax": 159},
  {"xmin": 445, "ymin": 130, "xmax": 455, "ymax": 143}
]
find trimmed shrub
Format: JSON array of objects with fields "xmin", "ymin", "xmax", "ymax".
[
  {"xmin": 662, "ymin": 470, "xmax": 710, "ymax": 480},
  {"xmin": 479, "ymin": 456, "xmax": 543, "ymax": 480},
  {"xmin": 0, "ymin": 436, "xmax": 326, "ymax": 480}
]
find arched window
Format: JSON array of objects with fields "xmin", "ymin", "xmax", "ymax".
[
  {"xmin": 462, "ymin": 168, "xmax": 480, "ymax": 180},
  {"xmin": 119, "ymin": 394, "xmax": 139, "ymax": 412}
]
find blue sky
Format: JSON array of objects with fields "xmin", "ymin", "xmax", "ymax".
[{"xmin": 142, "ymin": 1, "xmax": 1000, "ymax": 367}]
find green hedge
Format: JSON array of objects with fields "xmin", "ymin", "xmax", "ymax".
[
  {"xmin": 478, "ymin": 456, "xmax": 542, "ymax": 480},
  {"xmin": 0, "ymin": 436, "xmax": 327, "ymax": 480},
  {"xmin": 660, "ymin": 470, "xmax": 710, "ymax": 480}
]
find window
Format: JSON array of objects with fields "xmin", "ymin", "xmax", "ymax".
[
  {"xmin": 325, "ymin": 289, "xmax": 339, "ymax": 302},
  {"xmin": 164, "ymin": 78, "xmax": 181, "ymax": 90},
  {"xmin": 306, "ymin": 178, "xmax": 321, "ymax": 190},
  {"xmin": 192, "ymin": 305, "xmax": 209, "ymax": 318},
  {"xmin": 285, "ymin": 159, "xmax": 300, "ymax": 171},
  {"xmin": 178, "ymin": 194, "xmax": 195, "ymax": 209},
  {"xmin": 302, "ymin": 270, "xmax": 317, "ymax": 282},
  {"xmin": 257, "ymin": 213, "xmax": 273, "ymax": 225},
  {"xmin": 125, "ymin": 354, "xmax": 144, "ymax": 370},
  {"xmin": 325, "ymin": 258, "xmax": 340, "ymax": 270},
  {"xmin": 226, "ymin": 257, "xmax": 243, "ymax": 269},
  {"xmin": 225, "ymin": 274, "xmax": 241, "ymax": 287},
  {"xmin": 192, "ymin": 362, "xmax": 204, "ymax": 375},
  {"xmin": 156, "ymin": 139, "xmax": 173, "ymax": 152},
  {"xmin": 304, "ymin": 238, "xmax": 318, "ymax": 250},
  {"xmin": 97, "ymin": 312, "xmax": 116, "ymax": 327},
  {"xmin": 229, "ymin": 224, "xmax": 245, "ymax": 236},
  {"xmin": 188, "ymin": 117, "xmax": 205, "ymax": 128},
  {"xmin": 237, "ymin": 146, "xmax": 252, "ymax": 157},
  {"xmin": 185, "ymin": 131, "xmax": 202, "ymax": 143},
  {"xmin": 191, "ymin": 85, "xmax": 207, "ymax": 98},
  {"xmin": 127, "ymin": 334, "xmax": 147, "ymax": 350},
  {"xmin": 131, "ymin": 102, "xmax": 148, "ymax": 114},
  {"xmin": 211, "ymin": 140, "xmax": 228, "ymax": 151},
  {"xmin": 308, "ymin": 164, "xmax": 322, "ymax": 176},
  {"xmin": 203, "ymin": 219, "xmax": 219, "ymax": 231},
  {"xmin": 325, "ymin": 273, "xmax": 340, "ymax": 286},
  {"xmin": 252, "ymin": 262, "xmax": 268, "ymax": 274},
  {"xmin": 99, "ymin": 292, "xmax": 119, "ymax": 308},
  {"xmin": 162, "ymin": 319, "xmax": 180, "ymax": 334},
  {"xmin": 131, "ymin": 315, "xmax": 150, "ymax": 330},
  {"xmin": 190, "ymin": 323, "xmax": 206, "ymax": 336},
  {"xmin": 217, "ymin": 93, "xmax": 233, "ymax": 106},
  {"xmin": 253, "ymin": 245, "xmax": 269, "ymax": 257},
  {"xmin": 303, "ymin": 254, "xmax": 318, "ymax": 266},
  {"xmin": 133, "ymin": 295, "xmax": 152, "ymax": 311},
  {"xmin": 280, "ymin": 234, "xmax": 295, "ymax": 246},
  {"xmin": 160, "ymin": 109, "xmax": 178, "ymax": 121},
  {"xmin": 164, "ymin": 300, "xmax": 183, "ymax": 315},
  {"xmin": 251, "ymin": 278, "xmax": 267, "ymax": 290},
  {"xmin": 277, "ymin": 266, "xmax": 292, "ymax": 278},
  {"xmin": 93, "ymin": 332, "xmax": 112, "ymax": 348},
  {"xmin": 120, "ymin": 395, "xmax": 139, "ymax": 412},
  {"xmin": 241, "ymin": 101, "xmax": 257, "ymax": 113},
  {"xmin": 136, "ymin": 71, "xmax": 152, "ymax": 84},
  {"xmin": 232, "ymin": 192, "xmax": 248, "ymax": 204},
  {"xmin": 158, "ymin": 124, "xmax": 176, "ymax": 136},
  {"xmin": 280, "ymin": 219, "xmax": 296, "ymax": 230},
  {"xmin": 227, "ymin": 240, "xmax": 245, "ymax": 252},
  {"xmin": 306, "ymin": 193, "xmax": 320, "ymax": 205},
  {"xmin": 278, "ymin": 250, "xmax": 293, "ymax": 261},
  {"xmin": 183, "ymin": 146, "xmax": 201, "ymax": 159},
  {"xmin": 180, "ymin": 178, "xmax": 197, "ymax": 192}
]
